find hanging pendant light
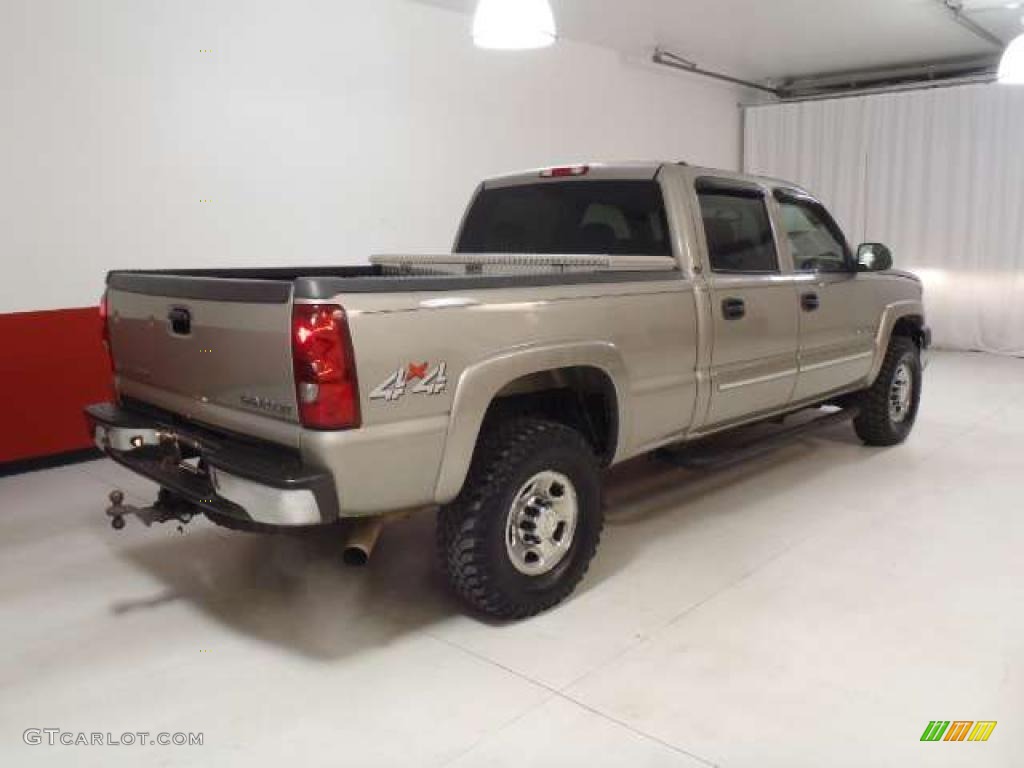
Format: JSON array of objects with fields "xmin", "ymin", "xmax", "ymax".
[
  {"xmin": 998, "ymin": 19, "xmax": 1024, "ymax": 84},
  {"xmin": 472, "ymin": 0, "xmax": 557, "ymax": 50}
]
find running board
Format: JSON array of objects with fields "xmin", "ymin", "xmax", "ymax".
[{"xmin": 656, "ymin": 407, "xmax": 859, "ymax": 471}]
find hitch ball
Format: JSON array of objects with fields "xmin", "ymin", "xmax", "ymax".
[{"xmin": 107, "ymin": 490, "xmax": 127, "ymax": 531}]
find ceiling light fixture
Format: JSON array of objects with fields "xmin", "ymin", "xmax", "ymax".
[
  {"xmin": 998, "ymin": 19, "xmax": 1024, "ymax": 83},
  {"xmin": 472, "ymin": 0, "xmax": 557, "ymax": 50}
]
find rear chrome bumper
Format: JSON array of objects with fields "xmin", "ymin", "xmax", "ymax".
[{"xmin": 85, "ymin": 402, "xmax": 339, "ymax": 527}]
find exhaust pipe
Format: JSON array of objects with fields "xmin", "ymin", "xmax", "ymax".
[{"xmin": 342, "ymin": 517, "xmax": 386, "ymax": 567}]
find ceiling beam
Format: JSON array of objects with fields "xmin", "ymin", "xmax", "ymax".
[
  {"xmin": 657, "ymin": 3, "xmax": 1008, "ymax": 102},
  {"xmin": 652, "ymin": 49, "xmax": 780, "ymax": 95},
  {"xmin": 938, "ymin": 0, "xmax": 1006, "ymax": 48},
  {"xmin": 779, "ymin": 54, "xmax": 999, "ymax": 98}
]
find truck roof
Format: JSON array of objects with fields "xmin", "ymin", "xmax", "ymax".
[{"xmin": 483, "ymin": 162, "xmax": 808, "ymax": 196}]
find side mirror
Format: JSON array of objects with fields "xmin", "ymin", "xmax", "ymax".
[{"xmin": 857, "ymin": 243, "xmax": 893, "ymax": 272}]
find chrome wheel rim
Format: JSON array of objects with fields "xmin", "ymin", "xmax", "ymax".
[
  {"xmin": 506, "ymin": 471, "xmax": 579, "ymax": 576},
  {"xmin": 889, "ymin": 361, "xmax": 913, "ymax": 424}
]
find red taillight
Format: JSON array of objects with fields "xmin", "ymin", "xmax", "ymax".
[
  {"xmin": 540, "ymin": 165, "xmax": 589, "ymax": 178},
  {"xmin": 99, "ymin": 291, "xmax": 110, "ymax": 342},
  {"xmin": 99, "ymin": 291, "xmax": 113, "ymax": 370},
  {"xmin": 291, "ymin": 304, "xmax": 360, "ymax": 430}
]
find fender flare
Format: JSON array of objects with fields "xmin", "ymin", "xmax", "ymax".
[
  {"xmin": 432, "ymin": 342, "xmax": 630, "ymax": 505},
  {"xmin": 867, "ymin": 300, "xmax": 926, "ymax": 386}
]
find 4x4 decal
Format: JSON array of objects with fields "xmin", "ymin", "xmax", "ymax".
[{"xmin": 370, "ymin": 362, "xmax": 448, "ymax": 402}]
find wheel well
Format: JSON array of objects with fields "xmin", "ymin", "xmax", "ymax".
[
  {"xmin": 483, "ymin": 367, "xmax": 619, "ymax": 465},
  {"xmin": 892, "ymin": 315, "xmax": 926, "ymax": 349}
]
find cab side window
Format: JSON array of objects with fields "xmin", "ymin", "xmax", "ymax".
[
  {"xmin": 697, "ymin": 184, "xmax": 779, "ymax": 274},
  {"xmin": 775, "ymin": 193, "xmax": 852, "ymax": 273}
]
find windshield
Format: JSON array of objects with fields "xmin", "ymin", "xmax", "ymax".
[{"xmin": 456, "ymin": 181, "xmax": 671, "ymax": 257}]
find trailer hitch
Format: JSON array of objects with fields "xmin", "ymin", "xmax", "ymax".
[{"xmin": 105, "ymin": 489, "xmax": 197, "ymax": 531}]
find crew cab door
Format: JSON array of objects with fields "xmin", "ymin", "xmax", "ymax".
[
  {"xmin": 696, "ymin": 179, "xmax": 799, "ymax": 427},
  {"xmin": 772, "ymin": 190, "xmax": 876, "ymax": 402}
]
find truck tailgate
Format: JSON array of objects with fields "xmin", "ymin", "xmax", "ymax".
[{"xmin": 106, "ymin": 274, "xmax": 300, "ymax": 444}]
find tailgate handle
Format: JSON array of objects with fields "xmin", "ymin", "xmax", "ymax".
[{"xmin": 168, "ymin": 307, "xmax": 192, "ymax": 336}]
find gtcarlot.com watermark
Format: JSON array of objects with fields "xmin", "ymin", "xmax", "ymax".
[{"xmin": 24, "ymin": 729, "xmax": 203, "ymax": 747}]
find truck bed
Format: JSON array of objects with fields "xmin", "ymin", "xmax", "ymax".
[{"xmin": 107, "ymin": 254, "xmax": 680, "ymax": 302}]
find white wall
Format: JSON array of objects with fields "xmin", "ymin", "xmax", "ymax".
[
  {"xmin": 745, "ymin": 83, "xmax": 1024, "ymax": 356},
  {"xmin": 0, "ymin": 0, "xmax": 742, "ymax": 314}
]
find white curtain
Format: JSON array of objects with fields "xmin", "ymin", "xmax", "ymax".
[{"xmin": 744, "ymin": 83, "xmax": 1024, "ymax": 356}]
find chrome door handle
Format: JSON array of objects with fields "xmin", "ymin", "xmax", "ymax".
[{"xmin": 722, "ymin": 297, "xmax": 746, "ymax": 320}]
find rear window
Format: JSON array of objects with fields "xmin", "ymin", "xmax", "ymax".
[{"xmin": 456, "ymin": 181, "xmax": 672, "ymax": 257}]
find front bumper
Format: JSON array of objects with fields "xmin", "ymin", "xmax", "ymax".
[{"xmin": 85, "ymin": 402, "xmax": 339, "ymax": 527}]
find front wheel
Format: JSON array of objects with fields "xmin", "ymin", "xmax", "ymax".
[
  {"xmin": 437, "ymin": 418, "xmax": 604, "ymax": 620},
  {"xmin": 853, "ymin": 336, "xmax": 922, "ymax": 446}
]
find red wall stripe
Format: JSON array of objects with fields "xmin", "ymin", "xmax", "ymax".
[{"xmin": 0, "ymin": 307, "xmax": 114, "ymax": 464}]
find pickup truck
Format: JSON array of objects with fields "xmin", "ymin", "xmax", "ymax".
[{"xmin": 86, "ymin": 162, "xmax": 930, "ymax": 619}]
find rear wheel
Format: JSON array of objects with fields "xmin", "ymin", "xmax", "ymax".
[
  {"xmin": 437, "ymin": 418, "xmax": 603, "ymax": 620},
  {"xmin": 853, "ymin": 336, "xmax": 922, "ymax": 446}
]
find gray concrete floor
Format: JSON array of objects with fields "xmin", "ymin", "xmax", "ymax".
[{"xmin": 1, "ymin": 351, "xmax": 1021, "ymax": 767}]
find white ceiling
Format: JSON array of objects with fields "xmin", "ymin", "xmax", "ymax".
[{"xmin": 414, "ymin": 0, "xmax": 1023, "ymax": 81}]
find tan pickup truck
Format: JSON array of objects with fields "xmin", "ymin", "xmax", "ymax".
[{"xmin": 87, "ymin": 162, "xmax": 929, "ymax": 619}]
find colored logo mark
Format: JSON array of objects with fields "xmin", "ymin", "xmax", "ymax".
[{"xmin": 921, "ymin": 721, "xmax": 997, "ymax": 742}]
